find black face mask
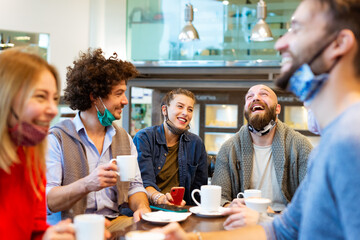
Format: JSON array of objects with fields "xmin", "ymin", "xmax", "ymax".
[{"xmin": 163, "ymin": 106, "xmax": 190, "ymax": 136}]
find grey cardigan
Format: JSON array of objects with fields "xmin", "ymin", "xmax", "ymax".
[{"xmin": 211, "ymin": 120, "xmax": 313, "ymax": 206}]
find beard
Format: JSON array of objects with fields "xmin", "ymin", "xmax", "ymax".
[
  {"xmin": 275, "ymin": 62, "xmax": 301, "ymax": 90},
  {"xmin": 244, "ymin": 101, "xmax": 277, "ymax": 130}
]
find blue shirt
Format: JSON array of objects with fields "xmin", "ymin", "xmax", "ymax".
[
  {"xmin": 133, "ymin": 124, "xmax": 208, "ymax": 205},
  {"xmin": 46, "ymin": 113, "xmax": 146, "ymax": 225},
  {"xmin": 263, "ymin": 102, "xmax": 360, "ymax": 239}
]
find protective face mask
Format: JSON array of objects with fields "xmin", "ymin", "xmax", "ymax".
[
  {"xmin": 288, "ymin": 64, "xmax": 329, "ymax": 103},
  {"xmin": 96, "ymin": 98, "xmax": 116, "ymax": 127},
  {"xmin": 306, "ymin": 107, "xmax": 321, "ymax": 135},
  {"xmin": 248, "ymin": 120, "xmax": 276, "ymax": 136},
  {"xmin": 8, "ymin": 109, "xmax": 48, "ymax": 146}
]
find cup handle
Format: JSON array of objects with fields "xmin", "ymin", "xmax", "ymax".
[
  {"xmin": 191, "ymin": 189, "xmax": 201, "ymax": 206},
  {"xmin": 109, "ymin": 159, "xmax": 119, "ymax": 176},
  {"xmin": 237, "ymin": 192, "xmax": 244, "ymax": 199}
]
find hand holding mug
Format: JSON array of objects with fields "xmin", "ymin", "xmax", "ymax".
[{"xmin": 85, "ymin": 163, "xmax": 118, "ymax": 192}]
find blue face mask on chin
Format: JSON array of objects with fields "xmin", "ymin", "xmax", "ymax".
[
  {"xmin": 288, "ymin": 64, "xmax": 329, "ymax": 104},
  {"xmin": 96, "ymin": 98, "xmax": 116, "ymax": 127}
]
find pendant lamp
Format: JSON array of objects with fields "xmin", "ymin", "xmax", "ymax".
[
  {"xmin": 250, "ymin": 0, "xmax": 273, "ymax": 41},
  {"xmin": 178, "ymin": 3, "xmax": 200, "ymax": 42}
]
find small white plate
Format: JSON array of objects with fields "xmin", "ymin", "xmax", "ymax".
[
  {"xmin": 189, "ymin": 206, "xmax": 227, "ymax": 218},
  {"xmin": 142, "ymin": 211, "xmax": 192, "ymax": 224}
]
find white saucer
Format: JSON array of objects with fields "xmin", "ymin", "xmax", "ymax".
[
  {"xmin": 142, "ymin": 211, "xmax": 192, "ymax": 224},
  {"xmin": 189, "ymin": 206, "xmax": 227, "ymax": 218}
]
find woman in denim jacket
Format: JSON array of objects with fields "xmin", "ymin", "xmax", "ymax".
[{"xmin": 133, "ymin": 88, "xmax": 208, "ymax": 206}]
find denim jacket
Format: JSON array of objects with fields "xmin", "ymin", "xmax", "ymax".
[{"xmin": 133, "ymin": 124, "xmax": 208, "ymax": 205}]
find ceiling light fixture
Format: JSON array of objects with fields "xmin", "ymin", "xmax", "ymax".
[
  {"xmin": 250, "ymin": 0, "xmax": 273, "ymax": 42},
  {"xmin": 178, "ymin": 3, "xmax": 200, "ymax": 42}
]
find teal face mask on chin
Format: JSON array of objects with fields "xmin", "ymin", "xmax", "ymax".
[{"xmin": 95, "ymin": 98, "xmax": 116, "ymax": 127}]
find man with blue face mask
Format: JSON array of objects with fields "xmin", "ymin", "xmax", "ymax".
[
  {"xmin": 154, "ymin": 0, "xmax": 360, "ymax": 239},
  {"xmin": 46, "ymin": 49, "xmax": 151, "ymax": 227}
]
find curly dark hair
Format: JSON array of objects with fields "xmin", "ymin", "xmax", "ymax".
[{"xmin": 64, "ymin": 48, "xmax": 139, "ymax": 111}]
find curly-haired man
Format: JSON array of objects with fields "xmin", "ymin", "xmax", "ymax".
[{"xmin": 46, "ymin": 48, "xmax": 150, "ymax": 226}]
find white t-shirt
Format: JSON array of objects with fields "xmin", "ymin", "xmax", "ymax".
[{"xmin": 250, "ymin": 144, "xmax": 286, "ymax": 212}]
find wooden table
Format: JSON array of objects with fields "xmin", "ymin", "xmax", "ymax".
[{"xmin": 109, "ymin": 210, "xmax": 227, "ymax": 240}]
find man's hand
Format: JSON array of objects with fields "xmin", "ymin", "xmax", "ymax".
[
  {"xmin": 84, "ymin": 163, "xmax": 118, "ymax": 192},
  {"xmin": 222, "ymin": 203, "xmax": 260, "ymax": 230},
  {"xmin": 133, "ymin": 206, "xmax": 151, "ymax": 222}
]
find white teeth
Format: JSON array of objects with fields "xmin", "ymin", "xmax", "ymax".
[
  {"xmin": 252, "ymin": 105, "xmax": 264, "ymax": 111},
  {"xmin": 281, "ymin": 57, "xmax": 292, "ymax": 66},
  {"xmin": 178, "ymin": 118, "xmax": 186, "ymax": 123}
]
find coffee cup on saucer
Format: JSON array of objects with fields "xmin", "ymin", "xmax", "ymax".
[
  {"xmin": 237, "ymin": 189, "xmax": 261, "ymax": 199},
  {"xmin": 244, "ymin": 197, "xmax": 271, "ymax": 213},
  {"xmin": 191, "ymin": 185, "xmax": 221, "ymax": 212}
]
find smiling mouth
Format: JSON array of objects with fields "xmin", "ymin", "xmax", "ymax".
[
  {"xmin": 177, "ymin": 117, "xmax": 187, "ymax": 124},
  {"xmin": 251, "ymin": 105, "xmax": 265, "ymax": 112}
]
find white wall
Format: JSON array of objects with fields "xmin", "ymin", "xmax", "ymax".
[
  {"xmin": 104, "ymin": 0, "xmax": 127, "ymax": 60},
  {"xmin": 0, "ymin": 0, "xmax": 90, "ymax": 93}
]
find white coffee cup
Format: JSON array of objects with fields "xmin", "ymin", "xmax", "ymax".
[
  {"xmin": 110, "ymin": 155, "xmax": 137, "ymax": 181},
  {"xmin": 244, "ymin": 197, "xmax": 271, "ymax": 213},
  {"xmin": 191, "ymin": 185, "xmax": 221, "ymax": 212},
  {"xmin": 74, "ymin": 214, "xmax": 105, "ymax": 240},
  {"xmin": 125, "ymin": 230, "xmax": 165, "ymax": 240},
  {"xmin": 237, "ymin": 189, "xmax": 262, "ymax": 199}
]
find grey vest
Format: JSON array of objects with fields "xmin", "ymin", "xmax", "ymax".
[{"xmin": 50, "ymin": 119, "xmax": 130, "ymax": 220}]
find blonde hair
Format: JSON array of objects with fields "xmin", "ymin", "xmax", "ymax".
[{"xmin": 0, "ymin": 48, "xmax": 59, "ymax": 198}]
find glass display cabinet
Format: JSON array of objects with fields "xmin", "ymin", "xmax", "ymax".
[
  {"xmin": 283, "ymin": 106, "xmax": 308, "ymax": 130},
  {"xmin": 205, "ymin": 104, "xmax": 238, "ymax": 128},
  {"xmin": 204, "ymin": 132, "xmax": 235, "ymax": 155}
]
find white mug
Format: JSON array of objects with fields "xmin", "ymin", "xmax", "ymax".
[
  {"xmin": 244, "ymin": 197, "xmax": 271, "ymax": 213},
  {"xmin": 74, "ymin": 214, "xmax": 105, "ymax": 240},
  {"xmin": 191, "ymin": 185, "xmax": 221, "ymax": 212},
  {"xmin": 237, "ymin": 189, "xmax": 261, "ymax": 199},
  {"xmin": 109, "ymin": 155, "xmax": 137, "ymax": 182}
]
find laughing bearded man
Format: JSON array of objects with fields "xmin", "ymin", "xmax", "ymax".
[{"xmin": 211, "ymin": 84, "xmax": 312, "ymax": 226}]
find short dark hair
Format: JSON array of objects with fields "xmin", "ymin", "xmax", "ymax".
[
  {"xmin": 317, "ymin": 0, "xmax": 360, "ymax": 75},
  {"xmin": 64, "ymin": 48, "xmax": 139, "ymax": 111},
  {"xmin": 161, "ymin": 88, "xmax": 196, "ymax": 107}
]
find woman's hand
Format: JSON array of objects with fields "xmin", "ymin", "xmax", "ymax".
[
  {"xmin": 42, "ymin": 219, "xmax": 75, "ymax": 240},
  {"xmin": 163, "ymin": 192, "xmax": 186, "ymax": 206}
]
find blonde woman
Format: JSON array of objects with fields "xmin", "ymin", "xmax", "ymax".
[{"xmin": 0, "ymin": 49, "xmax": 75, "ymax": 239}]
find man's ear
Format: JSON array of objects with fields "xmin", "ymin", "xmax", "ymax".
[
  {"xmin": 331, "ymin": 29, "xmax": 355, "ymax": 60},
  {"xmin": 90, "ymin": 93, "xmax": 96, "ymax": 102},
  {"xmin": 276, "ymin": 103, "xmax": 281, "ymax": 115}
]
